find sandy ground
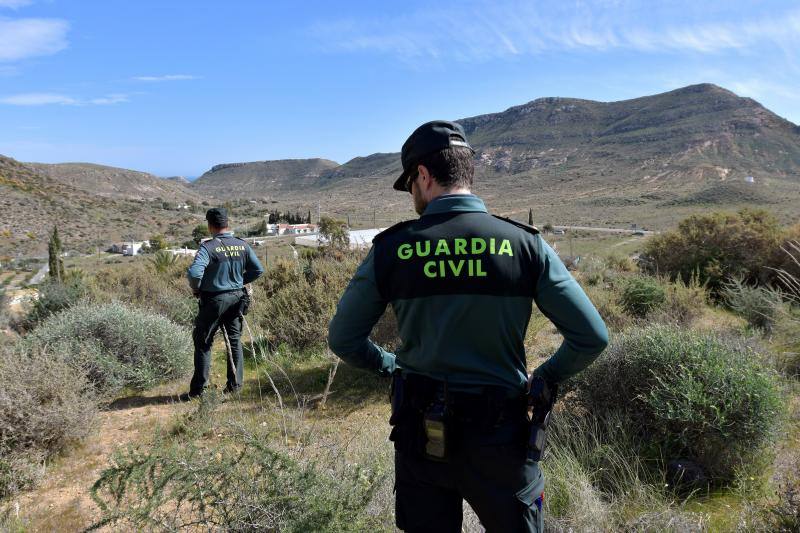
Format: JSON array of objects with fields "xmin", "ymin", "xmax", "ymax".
[{"xmin": 6, "ymin": 383, "xmax": 189, "ymax": 532}]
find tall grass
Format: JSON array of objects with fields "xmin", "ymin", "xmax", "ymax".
[{"xmin": 770, "ymin": 240, "xmax": 800, "ymax": 377}]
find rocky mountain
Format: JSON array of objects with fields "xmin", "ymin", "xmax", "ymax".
[
  {"xmin": 192, "ymin": 158, "xmax": 339, "ymax": 196},
  {"xmin": 5, "ymin": 83, "xmax": 799, "ymax": 244},
  {"xmin": 194, "ymin": 83, "xmax": 800, "ymax": 227},
  {"xmin": 459, "ymin": 83, "xmax": 800, "ymax": 181},
  {"xmin": 25, "ymin": 162, "xmax": 198, "ymax": 201}
]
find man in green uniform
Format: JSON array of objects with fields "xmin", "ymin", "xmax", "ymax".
[
  {"xmin": 180, "ymin": 207, "xmax": 264, "ymax": 401},
  {"xmin": 328, "ymin": 121, "xmax": 608, "ymax": 532}
]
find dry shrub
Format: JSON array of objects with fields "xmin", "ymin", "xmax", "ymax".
[
  {"xmin": 253, "ymin": 253, "xmax": 365, "ymax": 351},
  {"xmin": 89, "ymin": 258, "xmax": 196, "ymax": 326},
  {"xmin": 0, "ymin": 344, "xmax": 97, "ymax": 496},
  {"xmin": 656, "ymin": 275, "xmax": 709, "ymax": 326},
  {"xmin": 583, "ymin": 284, "xmax": 631, "ymax": 332},
  {"xmin": 722, "ymin": 277, "xmax": 782, "ymax": 332}
]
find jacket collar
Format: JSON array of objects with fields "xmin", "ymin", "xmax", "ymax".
[{"xmin": 421, "ymin": 194, "xmax": 487, "ymax": 217}]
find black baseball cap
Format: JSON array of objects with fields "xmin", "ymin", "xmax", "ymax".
[
  {"xmin": 206, "ymin": 207, "xmax": 228, "ymax": 227},
  {"xmin": 393, "ymin": 120, "xmax": 475, "ymax": 191}
]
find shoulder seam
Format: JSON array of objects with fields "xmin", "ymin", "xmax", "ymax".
[
  {"xmin": 373, "ymin": 219, "xmax": 415, "ymax": 242},
  {"xmin": 491, "ymin": 214, "xmax": 540, "ymax": 235}
]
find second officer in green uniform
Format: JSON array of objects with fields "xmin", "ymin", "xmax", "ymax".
[
  {"xmin": 182, "ymin": 207, "xmax": 264, "ymax": 401},
  {"xmin": 328, "ymin": 121, "xmax": 609, "ymax": 532}
]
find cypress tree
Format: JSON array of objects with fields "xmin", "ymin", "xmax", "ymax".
[
  {"xmin": 48, "ymin": 226, "xmax": 65, "ymax": 282},
  {"xmin": 528, "ymin": 208, "xmax": 534, "ymax": 226}
]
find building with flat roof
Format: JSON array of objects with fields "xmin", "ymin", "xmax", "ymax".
[{"xmin": 294, "ymin": 228, "xmax": 386, "ymax": 250}]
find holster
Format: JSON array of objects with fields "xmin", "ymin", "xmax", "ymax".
[
  {"xmin": 239, "ymin": 287, "xmax": 252, "ymax": 316},
  {"xmin": 389, "ymin": 373, "xmax": 441, "ymax": 459},
  {"xmin": 389, "ymin": 372, "xmax": 527, "ymax": 461}
]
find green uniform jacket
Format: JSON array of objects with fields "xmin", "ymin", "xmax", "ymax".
[{"xmin": 328, "ymin": 194, "xmax": 608, "ymax": 393}]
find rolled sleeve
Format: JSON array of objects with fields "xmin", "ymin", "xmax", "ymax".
[
  {"xmin": 328, "ymin": 248, "xmax": 397, "ymax": 376},
  {"xmin": 531, "ymin": 236, "xmax": 608, "ymax": 383}
]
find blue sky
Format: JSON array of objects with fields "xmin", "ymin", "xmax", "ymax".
[{"xmin": 1, "ymin": 0, "xmax": 799, "ymax": 177}]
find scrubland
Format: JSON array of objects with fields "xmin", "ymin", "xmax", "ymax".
[{"xmin": 1, "ymin": 209, "xmax": 799, "ymax": 532}]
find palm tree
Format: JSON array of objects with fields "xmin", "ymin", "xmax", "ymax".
[{"xmin": 149, "ymin": 250, "xmax": 178, "ymax": 274}]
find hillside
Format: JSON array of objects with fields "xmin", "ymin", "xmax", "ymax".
[
  {"xmin": 0, "ymin": 155, "xmax": 203, "ymax": 257},
  {"xmin": 25, "ymin": 162, "xmax": 198, "ymax": 201},
  {"xmin": 195, "ymin": 84, "xmax": 800, "ymax": 228},
  {"xmin": 459, "ymin": 83, "xmax": 800, "ymax": 181},
  {"xmin": 192, "ymin": 158, "xmax": 339, "ymax": 196}
]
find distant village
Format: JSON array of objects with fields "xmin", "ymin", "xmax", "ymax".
[{"xmin": 109, "ymin": 222, "xmax": 386, "ymax": 258}]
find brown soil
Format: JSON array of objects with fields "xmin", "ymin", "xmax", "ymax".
[{"xmin": 6, "ymin": 382, "xmax": 190, "ymax": 532}]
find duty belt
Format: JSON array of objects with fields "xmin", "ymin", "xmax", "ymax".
[{"xmin": 390, "ymin": 372, "xmax": 527, "ymax": 430}]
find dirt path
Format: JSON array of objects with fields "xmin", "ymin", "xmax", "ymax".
[
  {"xmin": 611, "ymin": 236, "xmax": 639, "ymax": 248},
  {"xmin": 6, "ymin": 383, "xmax": 189, "ymax": 532}
]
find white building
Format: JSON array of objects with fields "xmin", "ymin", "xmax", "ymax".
[
  {"xmin": 294, "ymin": 228, "xmax": 386, "ymax": 250},
  {"xmin": 164, "ymin": 247, "xmax": 198, "ymax": 257},
  {"xmin": 110, "ymin": 241, "xmax": 150, "ymax": 256},
  {"xmin": 262, "ymin": 223, "xmax": 318, "ymax": 236}
]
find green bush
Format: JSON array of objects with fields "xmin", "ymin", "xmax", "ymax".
[
  {"xmin": 24, "ymin": 302, "xmax": 191, "ymax": 397},
  {"xmin": 568, "ymin": 324, "xmax": 782, "ymax": 483},
  {"xmin": 0, "ymin": 344, "xmax": 97, "ymax": 496},
  {"xmin": 640, "ymin": 209, "xmax": 784, "ymax": 291},
  {"xmin": 722, "ymin": 277, "xmax": 782, "ymax": 332},
  {"xmin": 618, "ymin": 276, "xmax": 666, "ymax": 318},
  {"xmin": 24, "ymin": 274, "xmax": 88, "ymax": 328},
  {"xmin": 253, "ymin": 254, "xmax": 364, "ymax": 350}
]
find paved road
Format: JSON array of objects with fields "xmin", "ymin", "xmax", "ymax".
[
  {"xmin": 29, "ymin": 264, "xmax": 49, "ymax": 285},
  {"xmin": 553, "ymin": 225, "xmax": 657, "ymax": 235}
]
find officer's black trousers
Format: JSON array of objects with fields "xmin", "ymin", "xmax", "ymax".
[
  {"xmin": 394, "ymin": 427, "xmax": 544, "ymax": 533},
  {"xmin": 190, "ymin": 290, "xmax": 244, "ymax": 395}
]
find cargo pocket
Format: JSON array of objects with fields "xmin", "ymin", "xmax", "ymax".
[{"xmin": 516, "ymin": 473, "xmax": 545, "ymax": 533}]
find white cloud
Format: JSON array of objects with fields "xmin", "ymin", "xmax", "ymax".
[
  {"xmin": 311, "ymin": 2, "xmax": 800, "ymax": 62},
  {"xmin": 727, "ymin": 79, "xmax": 800, "ymax": 101},
  {"xmin": 0, "ymin": 0, "xmax": 34, "ymax": 8},
  {"xmin": 132, "ymin": 74, "xmax": 199, "ymax": 82},
  {"xmin": 0, "ymin": 92, "xmax": 129, "ymax": 106},
  {"xmin": 87, "ymin": 93, "xmax": 129, "ymax": 105},
  {"xmin": 0, "ymin": 93, "xmax": 75, "ymax": 105},
  {"xmin": 0, "ymin": 17, "xmax": 68, "ymax": 61}
]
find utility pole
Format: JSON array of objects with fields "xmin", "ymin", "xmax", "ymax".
[
  {"xmin": 568, "ymin": 230, "xmax": 574, "ymax": 259},
  {"xmin": 317, "ymin": 201, "xmax": 321, "ymax": 224}
]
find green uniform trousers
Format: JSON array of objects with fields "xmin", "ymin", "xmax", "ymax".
[
  {"xmin": 394, "ymin": 426, "xmax": 544, "ymax": 532},
  {"xmin": 190, "ymin": 289, "xmax": 244, "ymax": 395}
]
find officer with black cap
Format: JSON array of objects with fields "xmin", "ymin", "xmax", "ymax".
[
  {"xmin": 181, "ymin": 207, "xmax": 264, "ymax": 401},
  {"xmin": 328, "ymin": 120, "xmax": 609, "ymax": 532}
]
